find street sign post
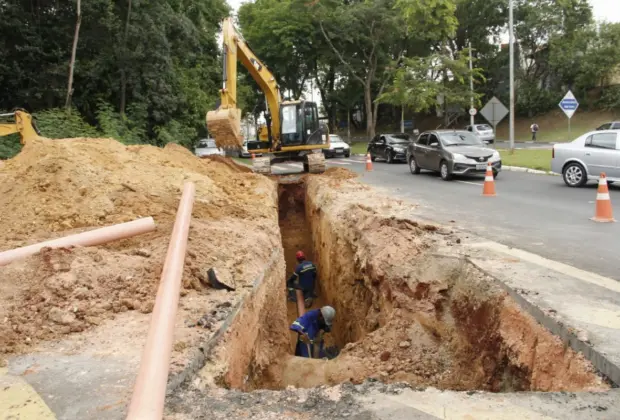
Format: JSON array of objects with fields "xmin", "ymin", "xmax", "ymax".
[
  {"xmin": 559, "ymin": 90, "xmax": 579, "ymax": 138},
  {"xmin": 480, "ymin": 97, "xmax": 509, "ymax": 148}
]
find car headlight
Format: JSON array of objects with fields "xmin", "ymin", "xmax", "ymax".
[
  {"xmin": 452, "ymin": 153, "xmax": 469, "ymax": 163},
  {"xmin": 491, "ymin": 151, "xmax": 501, "ymax": 161},
  {"xmin": 393, "ymin": 147, "xmax": 405, "ymax": 153}
]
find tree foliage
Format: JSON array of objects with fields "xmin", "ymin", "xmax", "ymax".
[{"xmin": 0, "ymin": 0, "xmax": 229, "ymax": 147}]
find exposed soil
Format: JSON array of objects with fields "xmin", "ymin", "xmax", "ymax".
[
  {"xmin": 0, "ymin": 135, "xmax": 610, "ymax": 419},
  {"xmin": 0, "ymin": 137, "xmax": 279, "ymax": 360},
  {"xmin": 203, "ymin": 172, "xmax": 608, "ymax": 394}
]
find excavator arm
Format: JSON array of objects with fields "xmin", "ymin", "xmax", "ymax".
[
  {"xmin": 207, "ymin": 17, "xmax": 282, "ymax": 150},
  {"xmin": 0, "ymin": 110, "xmax": 41, "ymax": 145}
]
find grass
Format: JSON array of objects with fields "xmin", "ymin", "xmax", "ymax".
[
  {"xmin": 494, "ymin": 110, "xmax": 618, "ymax": 143},
  {"xmin": 498, "ymin": 149, "xmax": 552, "ymax": 171},
  {"xmin": 350, "ymin": 142, "xmax": 368, "ymax": 155}
]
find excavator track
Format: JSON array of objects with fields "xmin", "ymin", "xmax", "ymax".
[
  {"xmin": 306, "ymin": 153, "xmax": 326, "ymax": 174},
  {"xmin": 252, "ymin": 156, "xmax": 272, "ymax": 175}
]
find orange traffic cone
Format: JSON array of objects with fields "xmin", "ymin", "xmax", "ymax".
[
  {"xmin": 482, "ymin": 162, "xmax": 496, "ymax": 197},
  {"xmin": 592, "ymin": 173, "xmax": 615, "ymax": 222},
  {"xmin": 366, "ymin": 153, "xmax": 373, "ymax": 171}
]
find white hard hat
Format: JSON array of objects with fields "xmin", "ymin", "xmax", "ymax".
[{"xmin": 320, "ymin": 306, "xmax": 336, "ymax": 326}]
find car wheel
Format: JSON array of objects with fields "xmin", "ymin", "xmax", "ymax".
[
  {"xmin": 370, "ymin": 154, "xmax": 376, "ymax": 162},
  {"xmin": 345, "ymin": 152, "xmax": 350, "ymax": 158},
  {"xmin": 387, "ymin": 152, "xmax": 394, "ymax": 164},
  {"xmin": 562, "ymin": 162, "xmax": 587, "ymax": 187},
  {"xmin": 409, "ymin": 156, "xmax": 421, "ymax": 174},
  {"xmin": 492, "ymin": 169, "xmax": 499, "ymax": 179},
  {"xmin": 440, "ymin": 160, "xmax": 453, "ymax": 181}
]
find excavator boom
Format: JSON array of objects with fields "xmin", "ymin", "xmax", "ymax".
[
  {"xmin": 207, "ymin": 18, "xmax": 281, "ymax": 150},
  {"xmin": 207, "ymin": 18, "xmax": 328, "ymax": 175},
  {"xmin": 0, "ymin": 110, "xmax": 41, "ymax": 145}
]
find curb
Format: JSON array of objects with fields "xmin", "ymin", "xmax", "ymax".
[
  {"xmin": 502, "ymin": 166, "xmax": 559, "ymax": 176},
  {"xmin": 468, "ymin": 256, "xmax": 620, "ymax": 387}
]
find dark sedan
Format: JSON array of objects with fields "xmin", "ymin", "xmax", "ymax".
[
  {"xmin": 367, "ymin": 133, "xmax": 411, "ymax": 163},
  {"xmin": 406, "ymin": 130, "xmax": 502, "ymax": 181}
]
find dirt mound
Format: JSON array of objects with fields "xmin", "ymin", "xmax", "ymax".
[
  {"xmin": 323, "ymin": 167, "xmax": 358, "ymax": 180},
  {"xmin": 0, "ymin": 137, "xmax": 280, "ymax": 356}
]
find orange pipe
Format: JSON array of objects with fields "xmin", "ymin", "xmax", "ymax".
[
  {"xmin": 296, "ymin": 289, "xmax": 306, "ymax": 317},
  {"xmin": 0, "ymin": 217, "xmax": 156, "ymax": 266},
  {"xmin": 126, "ymin": 182, "xmax": 195, "ymax": 420}
]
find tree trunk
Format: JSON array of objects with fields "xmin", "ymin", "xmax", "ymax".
[
  {"xmin": 65, "ymin": 0, "xmax": 82, "ymax": 110},
  {"xmin": 364, "ymin": 83, "xmax": 374, "ymax": 139},
  {"xmin": 347, "ymin": 106, "xmax": 351, "ymax": 143},
  {"xmin": 400, "ymin": 106, "xmax": 404, "ymax": 133},
  {"xmin": 120, "ymin": 0, "xmax": 133, "ymax": 116}
]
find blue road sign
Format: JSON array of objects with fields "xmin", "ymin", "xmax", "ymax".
[{"xmin": 559, "ymin": 91, "xmax": 579, "ymax": 119}]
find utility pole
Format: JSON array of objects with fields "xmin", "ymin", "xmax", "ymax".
[
  {"xmin": 508, "ymin": 0, "xmax": 515, "ymax": 153},
  {"xmin": 469, "ymin": 42, "xmax": 474, "ymax": 127}
]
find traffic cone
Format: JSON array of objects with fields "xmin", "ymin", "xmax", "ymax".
[
  {"xmin": 482, "ymin": 162, "xmax": 496, "ymax": 197},
  {"xmin": 251, "ymin": 153, "xmax": 255, "ymax": 160},
  {"xmin": 366, "ymin": 153, "xmax": 373, "ymax": 171},
  {"xmin": 592, "ymin": 173, "xmax": 615, "ymax": 222}
]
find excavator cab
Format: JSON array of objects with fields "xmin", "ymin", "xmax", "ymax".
[{"xmin": 248, "ymin": 100, "xmax": 325, "ymax": 151}]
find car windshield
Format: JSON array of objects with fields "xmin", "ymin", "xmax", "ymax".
[
  {"xmin": 440, "ymin": 132, "xmax": 483, "ymax": 146},
  {"xmin": 329, "ymin": 135, "xmax": 345, "ymax": 144},
  {"xmin": 476, "ymin": 124, "xmax": 492, "ymax": 131},
  {"xmin": 387, "ymin": 134, "xmax": 410, "ymax": 144}
]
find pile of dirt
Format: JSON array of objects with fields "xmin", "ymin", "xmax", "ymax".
[
  {"xmin": 323, "ymin": 167, "xmax": 358, "ymax": 180},
  {"xmin": 0, "ymin": 137, "xmax": 280, "ymax": 356}
]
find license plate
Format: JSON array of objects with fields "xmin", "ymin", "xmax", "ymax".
[
  {"xmin": 476, "ymin": 164, "xmax": 487, "ymax": 170},
  {"xmin": 335, "ymin": 148, "xmax": 343, "ymax": 152}
]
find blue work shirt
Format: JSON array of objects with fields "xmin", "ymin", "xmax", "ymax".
[
  {"xmin": 289, "ymin": 309, "xmax": 330, "ymax": 358},
  {"xmin": 287, "ymin": 260, "xmax": 317, "ymax": 292}
]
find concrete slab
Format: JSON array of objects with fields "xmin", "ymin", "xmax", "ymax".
[
  {"xmin": 359, "ymin": 387, "xmax": 620, "ymax": 419},
  {"xmin": 0, "ymin": 367, "xmax": 56, "ymax": 419},
  {"xmin": 460, "ymin": 240, "xmax": 620, "ymax": 386},
  {"xmin": 7, "ymin": 352, "xmax": 135, "ymax": 420}
]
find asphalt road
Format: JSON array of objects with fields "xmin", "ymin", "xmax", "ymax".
[{"xmin": 272, "ymin": 156, "xmax": 620, "ymax": 280}]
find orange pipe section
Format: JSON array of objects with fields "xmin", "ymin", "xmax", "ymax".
[
  {"xmin": 0, "ymin": 217, "xmax": 156, "ymax": 266},
  {"xmin": 296, "ymin": 289, "xmax": 306, "ymax": 317},
  {"xmin": 126, "ymin": 182, "xmax": 195, "ymax": 420}
]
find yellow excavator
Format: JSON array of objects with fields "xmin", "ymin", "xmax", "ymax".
[
  {"xmin": 0, "ymin": 110, "xmax": 41, "ymax": 145},
  {"xmin": 206, "ymin": 17, "xmax": 329, "ymax": 174}
]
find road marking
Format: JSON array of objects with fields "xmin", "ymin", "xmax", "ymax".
[
  {"xmin": 467, "ymin": 241, "xmax": 620, "ymax": 294},
  {"xmin": 0, "ymin": 368, "xmax": 56, "ymax": 419},
  {"xmin": 456, "ymin": 180, "xmax": 483, "ymax": 186},
  {"xmin": 329, "ymin": 160, "xmax": 351, "ymax": 165}
]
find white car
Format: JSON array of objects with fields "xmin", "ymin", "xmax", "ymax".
[
  {"xmin": 195, "ymin": 138, "xmax": 225, "ymax": 157},
  {"xmin": 323, "ymin": 134, "xmax": 351, "ymax": 158},
  {"xmin": 465, "ymin": 124, "xmax": 495, "ymax": 144},
  {"xmin": 551, "ymin": 130, "xmax": 620, "ymax": 187}
]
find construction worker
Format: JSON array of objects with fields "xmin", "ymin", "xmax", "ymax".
[
  {"xmin": 290, "ymin": 306, "xmax": 336, "ymax": 358},
  {"xmin": 286, "ymin": 250, "xmax": 317, "ymax": 308}
]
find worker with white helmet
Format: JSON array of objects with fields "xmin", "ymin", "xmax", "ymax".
[{"xmin": 289, "ymin": 306, "xmax": 336, "ymax": 358}]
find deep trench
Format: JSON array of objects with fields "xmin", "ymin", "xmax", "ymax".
[{"xmin": 217, "ymin": 178, "xmax": 606, "ymax": 393}]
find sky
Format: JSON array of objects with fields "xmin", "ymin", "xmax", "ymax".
[{"xmin": 590, "ymin": 0, "xmax": 620, "ymax": 23}]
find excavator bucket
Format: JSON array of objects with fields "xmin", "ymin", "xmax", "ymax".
[{"xmin": 206, "ymin": 107, "xmax": 243, "ymax": 149}]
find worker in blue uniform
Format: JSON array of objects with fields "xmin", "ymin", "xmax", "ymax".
[
  {"xmin": 289, "ymin": 306, "xmax": 336, "ymax": 358},
  {"xmin": 286, "ymin": 250, "xmax": 317, "ymax": 308}
]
